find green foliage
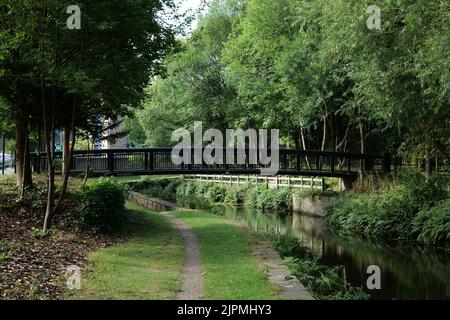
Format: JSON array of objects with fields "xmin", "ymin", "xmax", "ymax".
[
  {"xmin": 294, "ymin": 189, "xmax": 338, "ymax": 199},
  {"xmin": 284, "ymin": 257, "xmax": 369, "ymax": 300},
  {"xmin": 132, "ymin": 0, "xmax": 449, "ymax": 168},
  {"xmin": 244, "ymin": 185, "xmax": 293, "ymax": 212},
  {"xmin": 205, "ymin": 184, "xmax": 228, "ymax": 203},
  {"xmin": 131, "ymin": 178, "xmax": 183, "ymax": 202},
  {"xmin": 273, "ymin": 234, "xmax": 369, "ymax": 300},
  {"xmin": 77, "ymin": 178, "xmax": 127, "ymax": 234},
  {"xmin": 413, "ymin": 199, "xmax": 450, "ymax": 247},
  {"xmin": 0, "ymin": 253, "xmax": 9, "ymax": 261},
  {"xmin": 327, "ymin": 170, "xmax": 449, "ymax": 245},
  {"xmin": 31, "ymin": 227, "xmax": 54, "ymax": 239},
  {"xmin": 224, "ymin": 184, "xmax": 250, "ymax": 205},
  {"xmin": 135, "ymin": 179, "xmax": 294, "ymax": 213},
  {"xmin": 272, "ymin": 234, "xmax": 308, "ymax": 258}
]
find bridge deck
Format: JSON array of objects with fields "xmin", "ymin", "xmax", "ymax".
[{"xmin": 32, "ymin": 148, "xmax": 391, "ymax": 178}]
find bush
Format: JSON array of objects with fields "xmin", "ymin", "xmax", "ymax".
[
  {"xmin": 294, "ymin": 189, "xmax": 338, "ymax": 198},
  {"xmin": 244, "ymin": 185, "xmax": 292, "ymax": 212},
  {"xmin": 327, "ymin": 169, "xmax": 449, "ymax": 244},
  {"xmin": 161, "ymin": 180, "xmax": 183, "ymax": 202},
  {"xmin": 272, "ymin": 234, "xmax": 309, "ymax": 258},
  {"xmin": 174, "ymin": 182, "xmax": 211, "ymax": 210},
  {"xmin": 136, "ymin": 178, "xmax": 182, "ymax": 202},
  {"xmin": 77, "ymin": 178, "xmax": 127, "ymax": 234},
  {"xmin": 204, "ymin": 184, "xmax": 227, "ymax": 203},
  {"xmin": 413, "ymin": 199, "xmax": 450, "ymax": 247},
  {"xmin": 224, "ymin": 184, "xmax": 250, "ymax": 205}
]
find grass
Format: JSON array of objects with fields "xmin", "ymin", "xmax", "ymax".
[
  {"xmin": 72, "ymin": 202, "xmax": 184, "ymax": 300},
  {"xmin": 171, "ymin": 210, "xmax": 279, "ymax": 300},
  {"xmin": 71, "ymin": 203, "xmax": 278, "ymax": 300}
]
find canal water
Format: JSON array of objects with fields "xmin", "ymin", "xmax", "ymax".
[{"xmin": 208, "ymin": 206, "xmax": 450, "ymax": 300}]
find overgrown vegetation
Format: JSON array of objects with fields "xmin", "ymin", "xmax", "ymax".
[
  {"xmin": 272, "ymin": 234, "xmax": 369, "ymax": 300},
  {"xmin": 137, "ymin": 178, "xmax": 302, "ymax": 213},
  {"xmin": 75, "ymin": 179, "xmax": 128, "ymax": 234},
  {"xmin": 130, "ymin": 178, "xmax": 183, "ymax": 202},
  {"xmin": 327, "ymin": 170, "xmax": 449, "ymax": 248}
]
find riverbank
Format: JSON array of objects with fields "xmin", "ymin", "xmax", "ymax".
[
  {"xmin": 327, "ymin": 171, "xmax": 449, "ymax": 248},
  {"xmin": 129, "ymin": 174, "xmax": 449, "ymax": 299},
  {"xmin": 132, "ymin": 171, "xmax": 449, "ymax": 249}
]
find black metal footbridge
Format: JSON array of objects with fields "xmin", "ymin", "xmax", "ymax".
[{"xmin": 31, "ymin": 148, "xmax": 392, "ymax": 179}]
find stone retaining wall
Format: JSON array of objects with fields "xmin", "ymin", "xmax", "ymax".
[{"xmin": 128, "ymin": 191, "xmax": 178, "ymax": 212}]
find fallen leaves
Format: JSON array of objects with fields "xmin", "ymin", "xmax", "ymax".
[{"xmin": 0, "ymin": 192, "xmax": 119, "ymax": 300}]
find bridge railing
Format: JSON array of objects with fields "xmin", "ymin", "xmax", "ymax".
[
  {"xmin": 31, "ymin": 148, "xmax": 391, "ymax": 177},
  {"xmin": 184, "ymin": 174, "xmax": 324, "ymax": 190}
]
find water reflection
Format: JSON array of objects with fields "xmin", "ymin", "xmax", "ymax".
[{"xmin": 210, "ymin": 205, "xmax": 450, "ymax": 300}]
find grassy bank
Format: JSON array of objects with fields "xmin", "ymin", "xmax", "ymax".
[
  {"xmin": 327, "ymin": 170, "xmax": 449, "ymax": 248},
  {"xmin": 171, "ymin": 211, "xmax": 279, "ymax": 300},
  {"xmin": 72, "ymin": 202, "xmax": 184, "ymax": 300}
]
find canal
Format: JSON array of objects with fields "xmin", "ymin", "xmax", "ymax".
[{"xmin": 208, "ymin": 205, "xmax": 450, "ymax": 300}]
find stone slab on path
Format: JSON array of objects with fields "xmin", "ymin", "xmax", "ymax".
[{"xmin": 252, "ymin": 242, "xmax": 314, "ymax": 300}]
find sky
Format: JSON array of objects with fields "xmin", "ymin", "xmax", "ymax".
[{"xmin": 177, "ymin": 0, "xmax": 204, "ymax": 33}]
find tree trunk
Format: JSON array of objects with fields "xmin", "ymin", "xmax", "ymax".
[
  {"xmin": 62, "ymin": 125, "xmax": 70, "ymax": 174},
  {"xmin": 321, "ymin": 113, "xmax": 328, "ymax": 152},
  {"xmin": 359, "ymin": 121, "xmax": 365, "ymax": 154},
  {"xmin": 15, "ymin": 107, "xmax": 32, "ymax": 190},
  {"xmin": 329, "ymin": 113, "xmax": 336, "ymax": 152},
  {"xmin": 54, "ymin": 98, "xmax": 77, "ymax": 214},
  {"xmin": 82, "ymin": 138, "xmax": 92, "ymax": 188},
  {"xmin": 42, "ymin": 162, "xmax": 55, "ymax": 231},
  {"xmin": 300, "ymin": 127, "xmax": 311, "ymax": 170}
]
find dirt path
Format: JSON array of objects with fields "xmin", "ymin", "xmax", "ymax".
[{"xmin": 161, "ymin": 212, "xmax": 203, "ymax": 300}]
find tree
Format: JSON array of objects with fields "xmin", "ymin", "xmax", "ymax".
[{"xmin": 1, "ymin": 0, "xmax": 176, "ymax": 230}]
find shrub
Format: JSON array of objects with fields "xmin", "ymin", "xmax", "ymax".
[
  {"xmin": 135, "ymin": 178, "xmax": 182, "ymax": 202},
  {"xmin": 413, "ymin": 199, "xmax": 450, "ymax": 247},
  {"xmin": 244, "ymin": 184, "xmax": 266, "ymax": 208},
  {"xmin": 327, "ymin": 169, "xmax": 449, "ymax": 243},
  {"xmin": 272, "ymin": 234, "xmax": 309, "ymax": 258},
  {"xmin": 77, "ymin": 178, "xmax": 127, "ymax": 234},
  {"xmin": 294, "ymin": 189, "xmax": 338, "ymax": 198},
  {"xmin": 174, "ymin": 182, "xmax": 211, "ymax": 209},
  {"xmin": 204, "ymin": 184, "xmax": 227, "ymax": 203},
  {"xmin": 244, "ymin": 185, "xmax": 292, "ymax": 212},
  {"xmin": 161, "ymin": 180, "xmax": 183, "ymax": 202},
  {"xmin": 224, "ymin": 184, "xmax": 250, "ymax": 205}
]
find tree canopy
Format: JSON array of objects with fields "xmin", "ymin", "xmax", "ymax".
[{"xmin": 135, "ymin": 0, "xmax": 449, "ymax": 165}]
